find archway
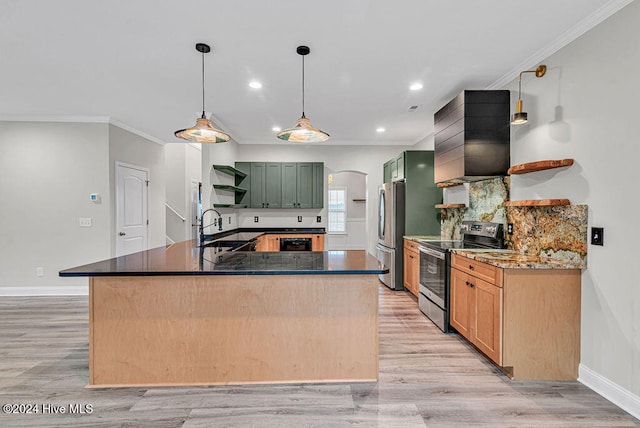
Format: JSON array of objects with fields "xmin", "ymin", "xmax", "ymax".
[{"xmin": 325, "ymin": 169, "xmax": 368, "ymax": 250}]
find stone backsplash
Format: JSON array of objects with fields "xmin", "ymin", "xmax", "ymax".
[
  {"xmin": 506, "ymin": 205, "xmax": 588, "ymax": 268},
  {"xmin": 440, "ymin": 177, "xmax": 587, "ymax": 267}
]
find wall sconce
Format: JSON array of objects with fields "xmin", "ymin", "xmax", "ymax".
[{"xmin": 511, "ymin": 65, "xmax": 547, "ymax": 125}]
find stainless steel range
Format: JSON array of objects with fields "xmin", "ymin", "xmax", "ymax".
[{"xmin": 418, "ymin": 221, "xmax": 505, "ymax": 332}]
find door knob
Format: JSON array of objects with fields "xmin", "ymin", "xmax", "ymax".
[{"xmin": 119, "ymin": 232, "xmax": 126, "ymax": 236}]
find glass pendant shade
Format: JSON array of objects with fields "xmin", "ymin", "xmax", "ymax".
[
  {"xmin": 175, "ymin": 43, "xmax": 231, "ymax": 143},
  {"xmin": 175, "ymin": 115, "xmax": 231, "ymax": 143},
  {"xmin": 277, "ymin": 115, "xmax": 329, "ymax": 142}
]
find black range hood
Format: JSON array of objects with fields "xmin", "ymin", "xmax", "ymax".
[{"xmin": 434, "ymin": 90, "xmax": 510, "ymax": 183}]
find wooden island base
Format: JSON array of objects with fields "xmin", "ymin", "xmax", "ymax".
[{"xmin": 88, "ymin": 274, "xmax": 379, "ymax": 387}]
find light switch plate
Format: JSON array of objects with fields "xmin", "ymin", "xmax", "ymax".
[{"xmin": 591, "ymin": 227, "xmax": 604, "ymax": 246}]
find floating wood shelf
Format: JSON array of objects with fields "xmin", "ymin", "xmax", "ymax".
[
  {"xmin": 508, "ymin": 159, "xmax": 574, "ymax": 175},
  {"xmin": 212, "ymin": 165, "xmax": 247, "ymax": 179},
  {"xmin": 505, "ymin": 199, "xmax": 570, "ymax": 207},
  {"xmin": 213, "ymin": 204, "xmax": 248, "ymax": 209},
  {"xmin": 212, "ymin": 184, "xmax": 247, "ymax": 193},
  {"xmin": 435, "ymin": 204, "xmax": 466, "ymax": 209},
  {"xmin": 437, "ymin": 182, "xmax": 464, "ymax": 188},
  {"xmin": 352, "ymin": 199, "xmax": 366, "ymax": 202}
]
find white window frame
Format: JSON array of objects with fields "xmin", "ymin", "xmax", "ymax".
[{"xmin": 327, "ymin": 185, "xmax": 347, "ymax": 234}]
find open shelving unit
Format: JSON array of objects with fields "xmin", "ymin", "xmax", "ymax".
[
  {"xmin": 212, "ymin": 164, "xmax": 247, "ymax": 179},
  {"xmin": 505, "ymin": 199, "xmax": 570, "ymax": 207},
  {"xmin": 437, "ymin": 182, "xmax": 464, "ymax": 188},
  {"xmin": 508, "ymin": 159, "xmax": 574, "ymax": 175},
  {"xmin": 211, "ymin": 164, "xmax": 249, "ymax": 209},
  {"xmin": 435, "ymin": 204, "xmax": 466, "ymax": 209}
]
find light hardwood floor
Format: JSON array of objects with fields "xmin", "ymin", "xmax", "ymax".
[{"xmin": 0, "ymin": 284, "xmax": 638, "ymax": 427}]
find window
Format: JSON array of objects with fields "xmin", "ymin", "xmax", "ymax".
[{"xmin": 328, "ymin": 186, "xmax": 346, "ymax": 233}]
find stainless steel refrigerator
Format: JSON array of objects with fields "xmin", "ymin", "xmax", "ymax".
[{"xmin": 376, "ymin": 181, "xmax": 405, "ymax": 290}]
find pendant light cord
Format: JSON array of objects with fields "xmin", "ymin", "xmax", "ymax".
[
  {"xmin": 301, "ymin": 54, "xmax": 305, "ymax": 118},
  {"xmin": 201, "ymin": 49, "xmax": 206, "ymax": 118}
]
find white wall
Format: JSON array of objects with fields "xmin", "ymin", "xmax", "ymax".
[
  {"xmin": 235, "ymin": 144, "xmax": 414, "ymax": 255},
  {"xmin": 108, "ymin": 124, "xmax": 166, "ymax": 252},
  {"xmin": 505, "ymin": 1, "xmax": 640, "ymax": 406},
  {"xmin": 165, "ymin": 143, "xmax": 202, "ymax": 242},
  {"xmin": 0, "ymin": 122, "xmax": 110, "ymax": 291}
]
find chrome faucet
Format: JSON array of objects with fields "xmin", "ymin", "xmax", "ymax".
[{"xmin": 199, "ymin": 208, "xmax": 222, "ymax": 243}]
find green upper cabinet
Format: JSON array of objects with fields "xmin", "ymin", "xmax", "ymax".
[
  {"xmin": 394, "ymin": 153, "xmax": 405, "ymax": 181},
  {"xmin": 236, "ymin": 161, "xmax": 324, "ymax": 209},
  {"xmin": 249, "ymin": 162, "xmax": 282, "ymax": 208},
  {"xmin": 296, "ymin": 163, "xmax": 314, "ymax": 208},
  {"xmin": 381, "ymin": 151, "xmax": 442, "ymax": 235},
  {"xmin": 265, "ymin": 163, "xmax": 282, "ymax": 208},
  {"xmin": 312, "ymin": 162, "xmax": 324, "ymax": 209},
  {"xmin": 383, "ymin": 162, "xmax": 391, "ymax": 183},
  {"xmin": 249, "ymin": 163, "xmax": 266, "ymax": 208},
  {"xmin": 383, "ymin": 153, "xmax": 406, "ymax": 183},
  {"xmin": 281, "ymin": 163, "xmax": 298, "ymax": 208}
]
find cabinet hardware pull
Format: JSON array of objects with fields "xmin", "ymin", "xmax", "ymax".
[
  {"xmin": 469, "ymin": 282, "xmax": 475, "ymax": 288},
  {"xmin": 266, "ymin": 203, "xmax": 269, "ymax": 207},
  {"xmin": 469, "ymin": 265, "xmax": 474, "ymax": 270}
]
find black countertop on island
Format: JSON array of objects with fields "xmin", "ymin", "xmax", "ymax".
[{"xmin": 59, "ymin": 239, "xmax": 386, "ymax": 277}]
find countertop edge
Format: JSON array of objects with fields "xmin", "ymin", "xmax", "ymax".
[{"xmin": 452, "ymin": 249, "xmax": 585, "ymax": 270}]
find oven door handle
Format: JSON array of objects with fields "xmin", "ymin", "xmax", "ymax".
[{"xmin": 418, "ymin": 246, "xmax": 445, "ymax": 260}]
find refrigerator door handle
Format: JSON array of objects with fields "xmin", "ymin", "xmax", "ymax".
[{"xmin": 378, "ymin": 188, "xmax": 385, "ymax": 240}]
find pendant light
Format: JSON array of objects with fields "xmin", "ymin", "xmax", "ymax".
[
  {"xmin": 175, "ymin": 43, "xmax": 231, "ymax": 143},
  {"xmin": 511, "ymin": 65, "xmax": 547, "ymax": 125},
  {"xmin": 277, "ymin": 46, "xmax": 329, "ymax": 143}
]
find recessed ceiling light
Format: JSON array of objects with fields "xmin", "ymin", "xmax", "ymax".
[
  {"xmin": 376, "ymin": 127, "xmax": 386, "ymax": 133},
  {"xmin": 249, "ymin": 81, "xmax": 262, "ymax": 89},
  {"xmin": 272, "ymin": 126, "xmax": 281, "ymax": 132},
  {"xmin": 409, "ymin": 83, "xmax": 423, "ymax": 91}
]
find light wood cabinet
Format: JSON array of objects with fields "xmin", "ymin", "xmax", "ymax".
[
  {"xmin": 403, "ymin": 239, "xmax": 420, "ymax": 297},
  {"xmin": 450, "ymin": 254, "xmax": 581, "ymax": 380},
  {"xmin": 312, "ymin": 234, "xmax": 325, "ymax": 251},
  {"xmin": 255, "ymin": 233, "xmax": 325, "ymax": 252}
]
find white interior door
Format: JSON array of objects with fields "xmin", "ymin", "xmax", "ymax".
[{"xmin": 116, "ymin": 162, "xmax": 149, "ymax": 257}]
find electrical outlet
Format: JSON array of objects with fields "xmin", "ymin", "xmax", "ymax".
[
  {"xmin": 297, "ymin": 216, "xmax": 302, "ymax": 222},
  {"xmin": 36, "ymin": 267, "xmax": 44, "ymax": 277},
  {"xmin": 254, "ymin": 216, "xmax": 259, "ymax": 223},
  {"xmin": 79, "ymin": 217, "xmax": 92, "ymax": 227},
  {"xmin": 316, "ymin": 216, "xmax": 321, "ymax": 223},
  {"xmin": 591, "ymin": 227, "xmax": 604, "ymax": 246},
  {"xmin": 507, "ymin": 223, "xmax": 513, "ymax": 235}
]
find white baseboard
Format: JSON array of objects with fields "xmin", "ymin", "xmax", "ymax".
[
  {"xmin": 579, "ymin": 363, "xmax": 640, "ymax": 420},
  {"xmin": 0, "ymin": 286, "xmax": 88, "ymax": 296}
]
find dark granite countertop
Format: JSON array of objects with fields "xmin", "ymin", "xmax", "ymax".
[{"xmin": 59, "ymin": 239, "xmax": 386, "ymax": 277}]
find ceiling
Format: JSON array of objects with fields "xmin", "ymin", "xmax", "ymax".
[{"xmin": 0, "ymin": 0, "xmax": 627, "ymax": 146}]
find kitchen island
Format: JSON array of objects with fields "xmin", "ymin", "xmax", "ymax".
[{"xmin": 60, "ymin": 240, "xmax": 386, "ymax": 388}]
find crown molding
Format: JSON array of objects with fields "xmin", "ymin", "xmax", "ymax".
[
  {"xmin": 0, "ymin": 114, "xmax": 167, "ymax": 146},
  {"xmin": 486, "ymin": 0, "xmax": 634, "ymax": 90}
]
